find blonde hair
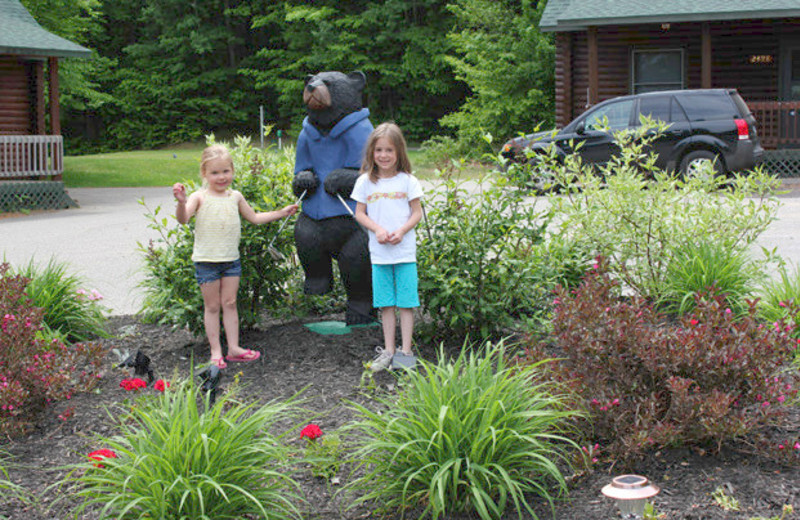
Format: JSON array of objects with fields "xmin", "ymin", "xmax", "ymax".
[
  {"xmin": 199, "ymin": 144, "xmax": 234, "ymax": 184},
  {"xmin": 361, "ymin": 122, "xmax": 412, "ymax": 183}
]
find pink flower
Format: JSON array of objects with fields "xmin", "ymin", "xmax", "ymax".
[
  {"xmin": 89, "ymin": 289, "xmax": 104, "ymax": 301},
  {"xmin": 794, "ymin": 442, "xmax": 800, "ymax": 450},
  {"xmin": 88, "ymin": 449, "xmax": 117, "ymax": 468},
  {"xmin": 300, "ymin": 423, "xmax": 323, "ymax": 441},
  {"xmin": 779, "ymin": 444, "xmax": 785, "ymax": 450},
  {"xmin": 690, "ymin": 319, "xmax": 699, "ymax": 326},
  {"xmin": 762, "ymin": 401, "xmax": 770, "ymax": 408},
  {"xmin": 592, "ymin": 263, "xmax": 599, "ymax": 270},
  {"xmin": 724, "ymin": 308, "xmax": 732, "ymax": 315},
  {"xmin": 153, "ymin": 380, "xmax": 170, "ymax": 392}
]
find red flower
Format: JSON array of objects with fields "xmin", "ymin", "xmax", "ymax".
[
  {"xmin": 153, "ymin": 379, "xmax": 170, "ymax": 392},
  {"xmin": 88, "ymin": 448, "xmax": 117, "ymax": 468},
  {"xmin": 120, "ymin": 378, "xmax": 147, "ymax": 391},
  {"xmin": 300, "ymin": 423, "xmax": 323, "ymax": 441}
]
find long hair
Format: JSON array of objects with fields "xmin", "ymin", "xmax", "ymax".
[
  {"xmin": 361, "ymin": 122, "xmax": 412, "ymax": 183},
  {"xmin": 199, "ymin": 144, "xmax": 234, "ymax": 186}
]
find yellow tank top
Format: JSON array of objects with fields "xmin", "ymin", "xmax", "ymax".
[{"xmin": 192, "ymin": 190, "xmax": 241, "ymax": 262}]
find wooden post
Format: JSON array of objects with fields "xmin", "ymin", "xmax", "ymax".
[
  {"xmin": 588, "ymin": 26, "xmax": 599, "ymax": 107},
  {"xmin": 48, "ymin": 57, "xmax": 60, "ymax": 136},
  {"xmin": 34, "ymin": 61, "xmax": 45, "ymax": 135},
  {"xmin": 701, "ymin": 22, "xmax": 711, "ymax": 88}
]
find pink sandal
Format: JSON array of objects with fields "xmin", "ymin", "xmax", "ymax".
[{"xmin": 225, "ymin": 349, "xmax": 261, "ymax": 363}]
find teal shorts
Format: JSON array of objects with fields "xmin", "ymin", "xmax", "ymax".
[{"xmin": 372, "ymin": 263, "xmax": 420, "ymax": 309}]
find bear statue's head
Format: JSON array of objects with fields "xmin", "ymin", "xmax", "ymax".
[{"xmin": 303, "ymin": 70, "xmax": 366, "ymax": 133}]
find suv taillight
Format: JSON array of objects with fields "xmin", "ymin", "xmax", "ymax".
[{"xmin": 735, "ymin": 118, "xmax": 750, "ymax": 140}]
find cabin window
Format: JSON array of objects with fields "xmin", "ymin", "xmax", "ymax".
[{"xmin": 632, "ymin": 49, "xmax": 684, "ymax": 93}]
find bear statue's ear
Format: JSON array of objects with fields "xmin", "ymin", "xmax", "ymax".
[
  {"xmin": 347, "ymin": 71, "xmax": 366, "ymax": 90},
  {"xmin": 304, "ymin": 74, "xmax": 315, "ymax": 86}
]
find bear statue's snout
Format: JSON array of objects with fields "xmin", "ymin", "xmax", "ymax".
[{"xmin": 303, "ymin": 80, "xmax": 332, "ymax": 111}]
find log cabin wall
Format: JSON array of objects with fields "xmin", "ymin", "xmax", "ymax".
[
  {"xmin": 0, "ymin": 56, "xmax": 35, "ymax": 135},
  {"xmin": 554, "ymin": 19, "xmax": 799, "ymax": 128}
]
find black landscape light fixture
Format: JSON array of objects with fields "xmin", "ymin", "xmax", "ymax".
[{"xmin": 601, "ymin": 474, "xmax": 660, "ymax": 519}]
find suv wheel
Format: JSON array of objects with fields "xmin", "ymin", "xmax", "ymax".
[{"xmin": 680, "ymin": 150, "xmax": 725, "ymax": 178}]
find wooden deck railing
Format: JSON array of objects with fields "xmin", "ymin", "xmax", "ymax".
[
  {"xmin": 747, "ymin": 100, "xmax": 800, "ymax": 150},
  {"xmin": 0, "ymin": 135, "xmax": 63, "ymax": 179}
]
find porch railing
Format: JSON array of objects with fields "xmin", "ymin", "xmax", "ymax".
[
  {"xmin": 747, "ymin": 101, "xmax": 800, "ymax": 150},
  {"xmin": 0, "ymin": 135, "xmax": 63, "ymax": 179}
]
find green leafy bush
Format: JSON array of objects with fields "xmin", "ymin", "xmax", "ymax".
[
  {"xmin": 416, "ymin": 165, "xmax": 553, "ymax": 342},
  {"xmin": 345, "ymin": 341, "xmax": 579, "ymax": 520},
  {"xmin": 70, "ymin": 378, "xmax": 303, "ymax": 520},
  {"xmin": 139, "ymin": 136, "xmax": 298, "ymax": 335},
  {"xmin": 524, "ymin": 259, "xmax": 798, "ymax": 461},
  {"xmin": 15, "ymin": 258, "xmax": 108, "ymax": 343},
  {"xmin": 540, "ymin": 121, "xmax": 781, "ymax": 302},
  {"xmin": 0, "ymin": 264, "xmax": 104, "ymax": 437},
  {"xmin": 658, "ymin": 239, "xmax": 759, "ymax": 317}
]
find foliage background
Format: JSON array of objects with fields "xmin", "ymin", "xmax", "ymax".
[{"xmin": 20, "ymin": 0, "xmax": 555, "ymax": 154}]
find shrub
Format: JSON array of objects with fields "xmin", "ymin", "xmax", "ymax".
[
  {"xmin": 541, "ymin": 121, "xmax": 781, "ymax": 301},
  {"xmin": 0, "ymin": 264, "xmax": 104, "ymax": 437},
  {"xmin": 657, "ymin": 239, "xmax": 759, "ymax": 317},
  {"xmin": 416, "ymin": 162, "xmax": 554, "ymax": 342},
  {"xmin": 345, "ymin": 340, "xmax": 579, "ymax": 520},
  {"xmin": 139, "ymin": 135, "xmax": 298, "ymax": 335},
  {"xmin": 524, "ymin": 259, "xmax": 798, "ymax": 461},
  {"xmin": 70, "ymin": 378, "xmax": 303, "ymax": 520},
  {"xmin": 14, "ymin": 258, "xmax": 108, "ymax": 343}
]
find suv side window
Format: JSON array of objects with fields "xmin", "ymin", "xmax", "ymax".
[
  {"xmin": 584, "ymin": 99, "xmax": 635, "ymax": 130},
  {"xmin": 675, "ymin": 92, "xmax": 738, "ymax": 121},
  {"xmin": 637, "ymin": 95, "xmax": 671, "ymax": 123}
]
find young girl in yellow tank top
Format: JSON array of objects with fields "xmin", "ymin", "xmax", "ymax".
[{"xmin": 172, "ymin": 144, "xmax": 298, "ymax": 368}]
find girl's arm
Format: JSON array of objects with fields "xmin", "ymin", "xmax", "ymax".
[
  {"xmin": 355, "ymin": 202, "xmax": 390, "ymax": 244},
  {"xmin": 238, "ymin": 193, "xmax": 298, "ymax": 225},
  {"xmin": 388, "ymin": 198, "xmax": 423, "ymax": 245},
  {"xmin": 173, "ymin": 183, "xmax": 201, "ymax": 224}
]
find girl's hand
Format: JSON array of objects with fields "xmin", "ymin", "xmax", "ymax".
[
  {"xmin": 172, "ymin": 183, "xmax": 187, "ymax": 203},
  {"xmin": 387, "ymin": 229, "xmax": 405, "ymax": 245},
  {"xmin": 282, "ymin": 204, "xmax": 299, "ymax": 218},
  {"xmin": 376, "ymin": 227, "xmax": 391, "ymax": 244}
]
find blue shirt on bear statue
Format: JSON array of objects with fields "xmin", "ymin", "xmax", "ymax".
[{"xmin": 294, "ymin": 108, "xmax": 373, "ymax": 220}]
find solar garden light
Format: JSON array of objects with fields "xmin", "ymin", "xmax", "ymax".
[{"xmin": 601, "ymin": 474, "xmax": 660, "ymax": 519}]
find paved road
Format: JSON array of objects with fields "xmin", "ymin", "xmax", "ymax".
[{"xmin": 1, "ymin": 183, "xmax": 800, "ymax": 316}]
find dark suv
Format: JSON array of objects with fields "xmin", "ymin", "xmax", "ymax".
[{"xmin": 501, "ymin": 88, "xmax": 763, "ymax": 176}]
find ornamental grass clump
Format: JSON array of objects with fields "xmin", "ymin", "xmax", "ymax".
[
  {"xmin": 15, "ymin": 258, "xmax": 109, "ymax": 343},
  {"xmin": 346, "ymin": 340, "xmax": 579, "ymax": 520},
  {"xmin": 524, "ymin": 258, "xmax": 799, "ymax": 462},
  {"xmin": 69, "ymin": 378, "xmax": 303, "ymax": 520},
  {"xmin": 0, "ymin": 264, "xmax": 104, "ymax": 437}
]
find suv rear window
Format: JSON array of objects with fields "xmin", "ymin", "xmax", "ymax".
[{"xmin": 675, "ymin": 92, "xmax": 738, "ymax": 121}]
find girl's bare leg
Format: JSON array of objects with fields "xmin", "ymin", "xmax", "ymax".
[
  {"xmin": 200, "ymin": 280, "xmax": 223, "ymax": 361},
  {"xmin": 399, "ymin": 307, "xmax": 414, "ymax": 355},
  {"xmin": 219, "ymin": 276, "xmax": 247, "ymax": 357},
  {"xmin": 381, "ymin": 306, "xmax": 397, "ymax": 355}
]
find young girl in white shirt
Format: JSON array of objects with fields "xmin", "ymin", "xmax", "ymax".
[{"xmin": 351, "ymin": 123, "xmax": 423, "ymax": 371}]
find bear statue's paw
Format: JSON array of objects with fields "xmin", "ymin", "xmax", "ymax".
[
  {"xmin": 293, "ymin": 170, "xmax": 319, "ymax": 198},
  {"xmin": 324, "ymin": 168, "xmax": 360, "ymax": 198}
]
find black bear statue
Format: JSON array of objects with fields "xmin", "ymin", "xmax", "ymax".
[{"xmin": 292, "ymin": 70, "xmax": 375, "ymax": 325}]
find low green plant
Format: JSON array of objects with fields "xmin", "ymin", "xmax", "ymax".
[
  {"xmin": 69, "ymin": 377, "xmax": 303, "ymax": 520},
  {"xmin": 416, "ymin": 154, "xmax": 554, "ymax": 342},
  {"xmin": 711, "ymin": 486, "xmax": 741, "ymax": 511},
  {"xmin": 759, "ymin": 263, "xmax": 800, "ymax": 338},
  {"xmin": 523, "ymin": 258, "xmax": 798, "ymax": 461},
  {"xmin": 14, "ymin": 258, "xmax": 108, "ymax": 343},
  {"xmin": 138, "ymin": 135, "xmax": 298, "ymax": 335},
  {"xmin": 345, "ymin": 340, "xmax": 579, "ymax": 520},
  {"xmin": 0, "ymin": 450, "xmax": 27, "ymax": 507},
  {"xmin": 658, "ymin": 239, "xmax": 759, "ymax": 317},
  {"xmin": 749, "ymin": 504, "xmax": 795, "ymax": 520},
  {"xmin": 541, "ymin": 119, "xmax": 781, "ymax": 302},
  {"xmin": 0, "ymin": 264, "xmax": 105, "ymax": 437}
]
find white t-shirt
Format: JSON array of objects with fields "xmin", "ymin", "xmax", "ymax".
[{"xmin": 351, "ymin": 172, "xmax": 424, "ymax": 265}]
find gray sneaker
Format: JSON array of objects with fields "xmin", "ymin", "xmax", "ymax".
[
  {"xmin": 392, "ymin": 350, "xmax": 417, "ymax": 370},
  {"xmin": 369, "ymin": 347, "xmax": 393, "ymax": 372}
]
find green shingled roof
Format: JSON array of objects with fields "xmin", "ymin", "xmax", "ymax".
[
  {"xmin": 0, "ymin": 0, "xmax": 90, "ymax": 58},
  {"xmin": 541, "ymin": 0, "xmax": 800, "ymax": 31}
]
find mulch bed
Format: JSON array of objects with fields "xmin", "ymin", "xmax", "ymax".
[{"xmin": 1, "ymin": 316, "xmax": 799, "ymax": 519}]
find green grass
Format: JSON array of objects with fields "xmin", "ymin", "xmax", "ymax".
[
  {"xmin": 63, "ymin": 143, "xmax": 486, "ymax": 188},
  {"xmin": 64, "ymin": 144, "xmax": 206, "ymax": 187}
]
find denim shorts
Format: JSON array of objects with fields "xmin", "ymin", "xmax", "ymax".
[
  {"xmin": 194, "ymin": 259, "xmax": 242, "ymax": 285},
  {"xmin": 372, "ymin": 262, "xmax": 419, "ymax": 308}
]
